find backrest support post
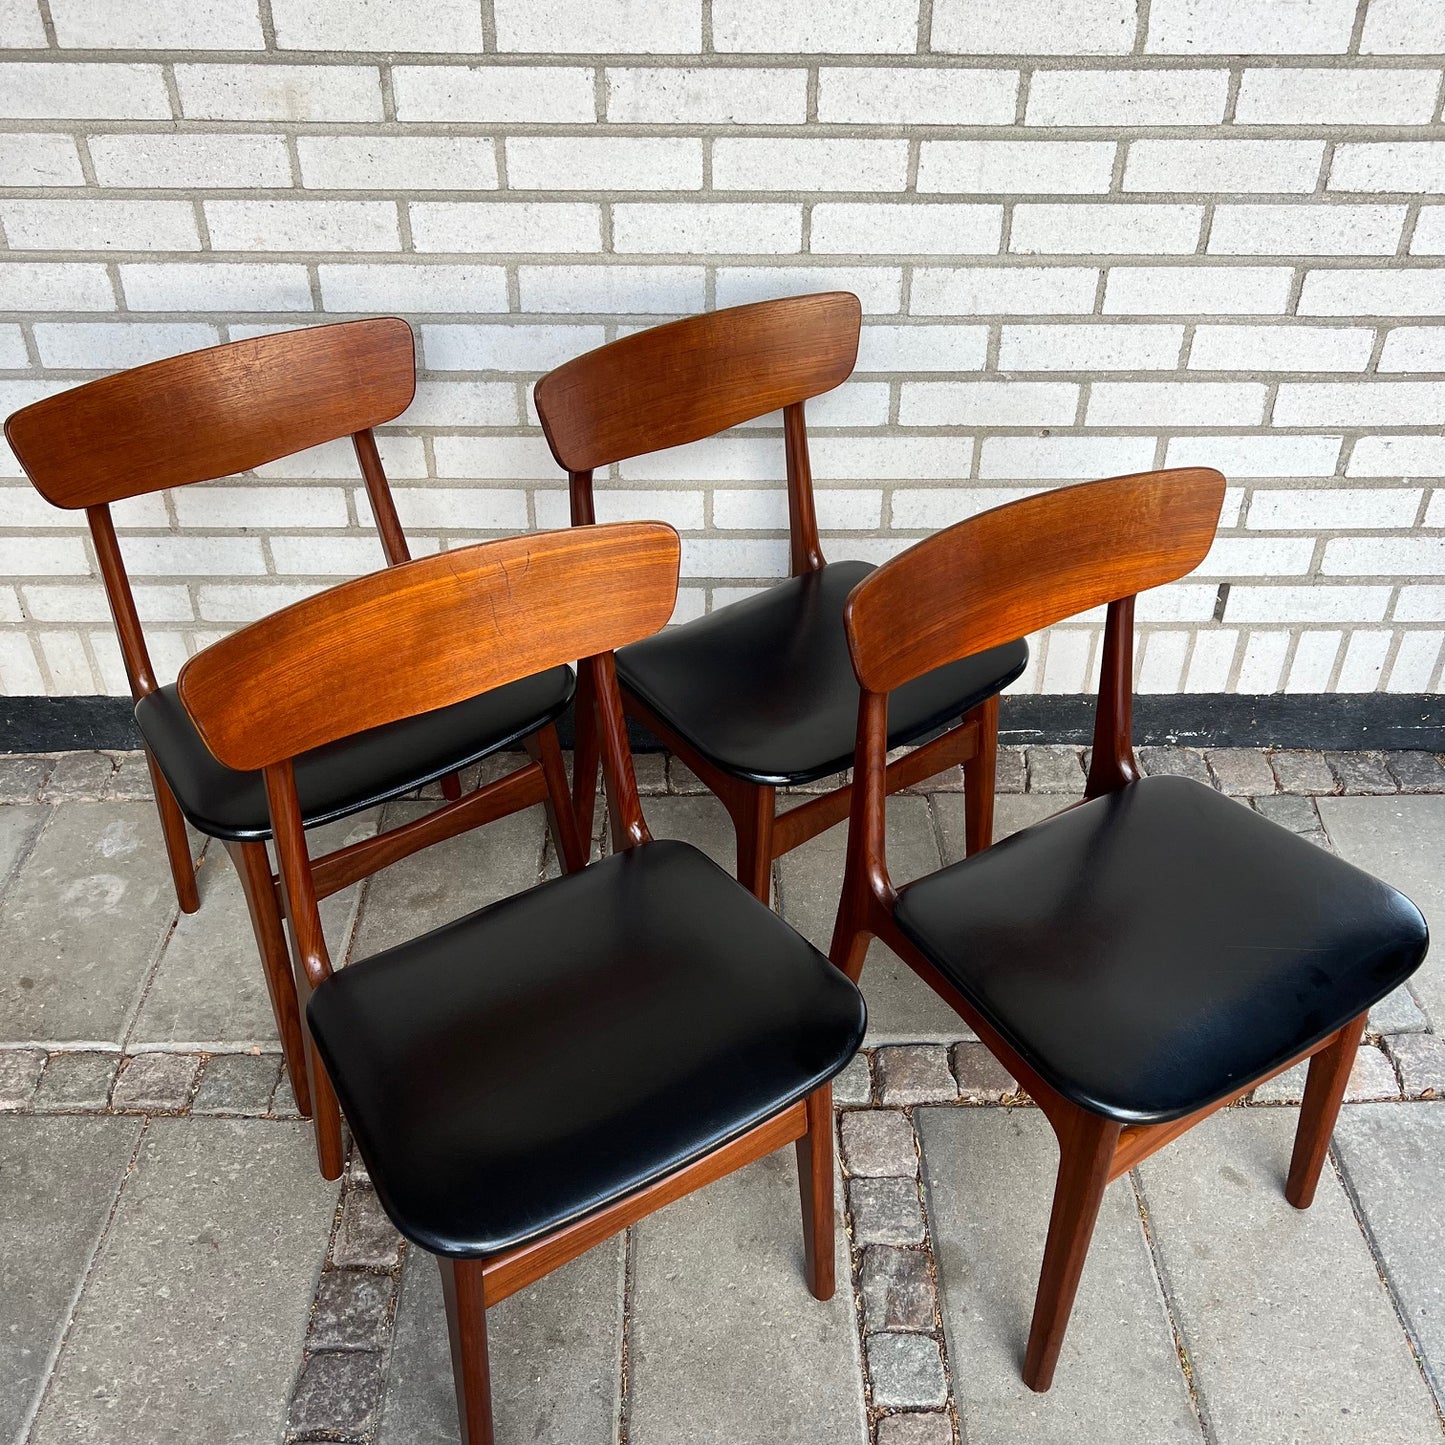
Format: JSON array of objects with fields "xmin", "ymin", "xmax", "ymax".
[
  {"xmin": 1084, "ymin": 596, "xmax": 1140, "ymax": 800},
  {"xmin": 352, "ymin": 427, "xmax": 410, "ymax": 566},
  {"xmin": 783, "ymin": 402, "xmax": 825, "ymax": 576},
  {"xmin": 845, "ymin": 687, "xmax": 895, "ymax": 909},
  {"xmin": 569, "ymin": 469, "xmax": 596, "ymax": 526},
  {"xmin": 264, "ymin": 758, "xmax": 333, "ymax": 992},
  {"xmin": 586, "ymin": 651, "xmax": 652, "ymax": 852},
  {"xmin": 86, "ymin": 503, "xmax": 157, "ymax": 700}
]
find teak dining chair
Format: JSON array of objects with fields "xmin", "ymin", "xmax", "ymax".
[
  {"xmin": 4, "ymin": 319, "xmax": 586, "ymax": 1160},
  {"xmin": 534, "ymin": 291, "xmax": 1027, "ymax": 901},
  {"xmin": 175, "ymin": 521, "xmax": 866, "ymax": 1445},
  {"xmin": 829, "ymin": 468, "xmax": 1429, "ymax": 1392}
]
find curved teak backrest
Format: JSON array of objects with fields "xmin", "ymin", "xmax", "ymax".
[
  {"xmin": 178, "ymin": 523, "xmax": 682, "ymax": 774},
  {"xmin": 4, "ymin": 317, "xmax": 416, "ymax": 509},
  {"xmin": 534, "ymin": 292, "xmax": 861, "ymax": 473},
  {"xmin": 846, "ymin": 469, "xmax": 1226, "ymax": 696}
]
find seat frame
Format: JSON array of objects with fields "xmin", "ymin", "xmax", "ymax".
[
  {"xmin": 4, "ymin": 320, "xmax": 586, "ymax": 1133},
  {"xmin": 176, "ymin": 523, "xmax": 841, "ymax": 1445},
  {"xmin": 535, "ymin": 293, "xmax": 1004, "ymax": 902},
  {"xmin": 828, "ymin": 469, "xmax": 1370, "ymax": 1392}
]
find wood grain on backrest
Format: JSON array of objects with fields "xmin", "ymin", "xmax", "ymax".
[
  {"xmin": 534, "ymin": 292, "xmax": 861, "ymax": 471},
  {"xmin": 178, "ymin": 523, "xmax": 681, "ymax": 773},
  {"xmin": 4, "ymin": 318, "xmax": 415, "ymax": 509},
  {"xmin": 846, "ymin": 469, "xmax": 1226, "ymax": 695}
]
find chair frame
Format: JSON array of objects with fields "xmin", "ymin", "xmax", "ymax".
[
  {"xmin": 535, "ymin": 292, "xmax": 1002, "ymax": 902},
  {"xmin": 177, "ymin": 524, "xmax": 838, "ymax": 1445},
  {"xmin": 4, "ymin": 319, "xmax": 586, "ymax": 1141},
  {"xmin": 828, "ymin": 468, "xmax": 1369, "ymax": 1392}
]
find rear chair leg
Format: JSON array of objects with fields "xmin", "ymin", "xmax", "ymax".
[
  {"xmin": 306, "ymin": 1034, "xmax": 345, "ymax": 1181},
  {"xmin": 146, "ymin": 751, "xmax": 200, "ymax": 913},
  {"xmin": 438, "ymin": 1257, "xmax": 495, "ymax": 1445},
  {"xmin": 526, "ymin": 724, "xmax": 587, "ymax": 873},
  {"xmin": 1286, "ymin": 1011, "xmax": 1368, "ymax": 1209},
  {"xmin": 726, "ymin": 782, "xmax": 776, "ymax": 905},
  {"xmin": 571, "ymin": 667, "xmax": 601, "ymax": 851},
  {"xmin": 794, "ymin": 1084, "xmax": 836, "ymax": 1301},
  {"xmin": 960, "ymin": 694, "xmax": 998, "ymax": 856}
]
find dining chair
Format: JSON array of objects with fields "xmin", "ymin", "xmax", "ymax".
[
  {"xmin": 533, "ymin": 291, "xmax": 1028, "ymax": 902},
  {"xmin": 829, "ymin": 467, "xmax": 1429, "ymax": 1392},
  {"xmin": 175, "ymin": 521, "xmax": 867, "ymax": 1443},
  {"xmin": 4, "ymin": 318, "xmax": 586, "ymax": 1154}
]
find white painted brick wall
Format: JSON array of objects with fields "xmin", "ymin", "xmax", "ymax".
[{"xmin": 0, "ymin": 8, "xmax": 1439, "ymax": 700}]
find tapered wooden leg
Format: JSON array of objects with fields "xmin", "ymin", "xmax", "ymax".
[
  {"xmin": 960, "ymin": 694, "xmax": 998, "ymax": 856},
  {"xmin": 795, "ymin": 1083, "xmax": 836, "ymax": 1301},
  {"xmin": 145, "ymin": 751, "xmax": 200, "ymax": 913},
  {"xmin": 440, "ymin": 771, "xmax": 463, "ymax": 801},
  {"xmin": 1286, "ymin": 1012, "xmax": 1368, "ymax": 1209},
  {"xmin": 224, "ymin": 840, "xmax": 312, "ymax": 1120},
  {"xmin": 526, "ymin": 724, "xmax": 587, "ymax": 874},
  {"xmin": 571, "ymin": 666, "xmax": 601, "ymax": 849},
  {"xmin": 306, "ymin": 1034, "xmax": 345, "ymax": 1180},
  {"xmin": 728, "ymin": 782, "xmax": 776, "ymax": 904},
  {"xmin": 1023, "ymin": 1108, "xmax": 1122, "ymax": 1392},
  {"xmin": 438, "ymin": 1257, "xmax": 495, "ymax": 1445}
]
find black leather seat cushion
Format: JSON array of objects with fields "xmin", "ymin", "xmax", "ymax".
[
  {"xmin": 894, "ymin": 776, "xmax": 1427, "ymax": 1125},
  {"xmin": 136, "ymin": 667, "xmax": 574, "ymax": 842},
  {"xmin": 308, "ymin": 839, "xmax": 866, "ymax": 1258},
  {"xmin": 616, "ymin": 560, "xmax": 1027, "ymax": 785}
]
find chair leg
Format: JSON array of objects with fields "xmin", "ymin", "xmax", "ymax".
[
  {"xmin": 224, "ymin": 840, "xmax": 313, "ymax": 1121},
  {"xmin": 571, "ymin": 666, "xmax": 601, "ymax": 848},
  {"xmin": 440, "ymin": 770, "xmax": 463, "ymax": 801},
  {"xmin": 1286, "ymin": 1012, "xmax": 1368, "ymax": 1210},
  {"xmin": 526, "ymin": 724, "xmax": 587, "ymax": 874},
  {"xmin": 727, "ymin": 782, "xmax": 776, "ymax": 905},
  {"xmin": 438, "ymin": 1257, "xmax": 495, "ymax": 1445},
  {"xmin": 794, "ymin": 1083, "xmax": 836, "ymax": 1301},
  {"xmin": 145, "ymin": 751, "xmax": 200, "ymax": 914},
  {"xmin": 1023, "ymin": 1108, "xmax": 1122, "ymax": 1393},
  {"xmin": 306, "ymin": 1034, "xmax": 345, "ymax": 1181},
  {"xmin": 960, "ymin": 694, "xmax": 999, "ymax": 856}
]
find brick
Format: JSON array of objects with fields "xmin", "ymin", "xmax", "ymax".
[
  {"xmin": 1189, "ymin": 323, "xmax": 1374, "ymax": 372},
  {"xmin": 1335, "ymin": 630, "xmax": 1394, "ymax": 691},
  {"xmin": 1208, "ymin": 203, "xmax": 1406, "ymax": 257},
  {"xmin": 891, "ymin": 486, "xmax": 1033, "ymax": 530},
  {"xmin": 175, "ymin": 63, "xmax": 383, "ymax": 121},
  {"xmin": 1248, "ymin": 488, "xmax": 1421, "ymax": 531},
  {"xmin": 1275, "ymin": 382, "xmax": 1442, "ymax": 427},
  {"xmin": 614, "ymin": 436, "xmax": 779, "ymax": 481},
  {"xmin": 205, "ymin": 200, "xmax": 399, "ymax": 253},
  {"xmin": 1330, "ymin": 143, "xmax": 1445, "ymax": 194},
  {"xmin": 1236, "ymin": 67, "xmax": 1440, "ymax": 125},
  {"xmin": 1348, "ymin": 435, "xmax": 1445, "ymax": 476},
  {"xmin": 867, "ymin": 1334, "xmax": 948, "ymax": 1410},
  {"xmin": 421, "ymin": 322, "xmax": 605, "ymax": 372},
  {"xmin": 715, "ymin": 266, "xmax": 902, "ymax": 314},
  {"xmin": 860, "ymin": 1246, "xmax": 937, "ymax": 1333},
  {"xmin": 812, "ymin": 436, "xmax": 976, "ymax": 479},
  {"xmin": 1, "ymin": 199, "xmax": 201, "ymax": 252},
  {"xmin": 0, "ymin": 326, "xmax": 25, "ymax": 367},
  {"xmin": 1166, "ymin": 433, "xmax": 1342, "ymax": 477},
  {"xmin": 0, "ymin": 133, "xmax": 84, "ymax": 187},
  {"xmin": 1386, "ymin": 630, "xmax": 1443, "ymax": 690},
  {"xmin": 110, "ymin": 1053, "xmax": 199, "ymax": 1111},
  {"xmin": 33, "ymin": 1052, "xmax": 117, "ymax": 1109},
  {"xmin": 918, "ymin": 140, "xmax": 1115, "ymax": 195},
  {"xmin": 1125, "ymin": 139, "xmax": 1322, "ymax": 194},
  {"xmin": 715, "ymin": 138, "xmax": 908, "ymax": 192},
  {"xmin": 0, "ymin": 0, "xmax": 46, "ymax": 45},
  {"xmin": 540, "ymin": 486, "xmax": 703, "ymax": 530},
  {"xmin": 857, "ymin": 324, "xmax": 989, "ymax": 372},
  {"xmin": 1361, "ymin": 0, "xmax": 1445, "ymax": 53},
  {"xmin": 517, "ymin": 264, "xmax": 704, "ymax": 314},
  {"xmin": 607, "ymin": 67, "xmax": 806, "ymax": 123},
  {"xmin": 950, "ymin": 1042, "xmax": 1017, "ymax": 1101},
  {"xmin": 390, "ymin": 487, "xmax": 529, "ymax": 531},
  {"xmin": 299, "ymin": 136, "xmax": 498, "ymax": 191},
  {"xmin": 409, "ymin": 200, "xmax": 600, "ymax": 254},
  {"xmin": 1379, "ymin": 325, "xmax": 1445, "ymax": 368},
  {"xmin": 833, "ymin": 1052, "xmax": 872, "ymax": 1106},
  {"xmin": 196, "ymin": 583, "xmax": 324, "ymax": 621},
  {"xmin": 1009, "ymin": 202, "xmax": 1202, "ymax": 255},
  {"xmin": 875, "ymin": 1045, "xmax": 958, "ymax": 1104},
  {"xmin": 1104, "ymin": 266, "xmax": 1293, "ymax": 315},
  {"xmin": 332, "ymin": 1185, "xmax": 403, "ymax": 1268},
  {"xmin": 912, "ymin": 265, "xmax": 1099, "ymax": 315},
  {"xmin": 32, "ymin": 322, "xmax": 217, "ymax": 370},
  {"xmin": 877, "ymin": 1416, "xmax": 953, "ymax": 1445},
  {"xmin": 1087, "ymin": 381, "xmax": 1265, "ymax": 427},
  {"xmin": 1226, "ymin": 586, "xmax": 1390, "ymax": 624},
  {"xmin": 900, "ymin": 380, "xmax": 1077, "ymax": 427},
  {"xmin": 1385, "ymin": 751, "xmax": 1445, "ymax": 792},
  {"xmin": 397, "ymin": 380, "xmax": 517, "ymax": 427},
  {"xmin": 1323, "ymin": 537, "xmax": 1445, "ymax": 575},
  {"xmin": 981, "ymin": 434, "xmax": 1157, "ymax": 479},
  {"xmin": 494, "ymin": 0, "xmax": 700, "ymax": 52},
  {"xmin": 932, "ymin": 0, "xmax": 1137, "ymax": 54},
  {"xmin": 272, "ymin": 0, "xmax": 481, "ymax": 51},
  {"xmin": 1138, "ymin": 746, "xmax": 1211, "ymax": 784},
  {"xmin": 0, "ymin": 61, "xmax": 169, "ymax": 118},
  {"xmin": 191, "ymin": 1052, "xmax": 283, "ymax": 1114},
  {"xmin": 1234, "ymin": 630, "xmax": 1291, "ymax": 692},
  {"xmin": 1026, "ymin": 68, "xmax": 1229, "ymax": 125},
  {"xmin": 90, "ymin": 134, "xmax": 289, "ymax": 189},
  {"xmin": 308, "ymin": 1269, "xmax": 395, "ymax": 1351},
  {"xmin": 848, "ymin": 1177, "xmax": 925, "ymax": 1246},
  {"xmin": 679, "ymin": 538, "xmax": 790, "ymax": 578},
  {"xmin": 714, "ymin": 0, "xmax": 918, "ymax": 51},
  {"xmin": 121, "ymin": 263, "xmax": 312, "ymax": 313},
  {"xmin": 811, "ymin": 202, "xmax": 1000, "ymax": 256},
  {"xmin": 1286, "ymin": 630, "xmax": 1344, "ymax": 692},
  {"xmin": 0, "ymin": 538, "xmax": 90, "ymax": 575},
  {"xmin": 393, "ymin": 65, "xmax": 595, "ymax": 123},
  {"xmin": 613, "ymin": 202, "xmax": 800, "ymax": 255},
  {"xmin": 0, "ymin": 1049, "xmax": 46, "ymax": 1110},
  {"xmin": 1205, "ymin": 748, "xmax": 1277, "ymax": 796},
  {"xmin": 818, "ymin": 66, "xmax": 1018, "ymax": 124},
  {"xmin": 48, "ymin": 0, "xmax": 264, "ymax": 47},
  {"xmin": 508, "ymin": 136, "xmax": 700, "ymax": 190},
  {"xmin": 840, "ymin": 1111, "xmax": 918, "ymax": 1178},
  {"xmin": 286, "ymin": 1351, "xmax": 384, "ymax": 1440},
  {"xmin": 120, "ymin": 534, "xmax": 267, "ymax": 577},
  {"xmin": 317, "ymin": 263, "xmax": 505, "ymax": 315},
  {"xmin": 1147, "ymin": 0, "xmax": 1357, "ymax": 53},
  {"xmin": 172, "ymin": 485, "xmax": 347, "ymax": 530}
]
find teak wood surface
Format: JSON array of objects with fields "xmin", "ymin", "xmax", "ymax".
[
  {"xmin": 830, "ymin": 468, "xmax": 1370, "ymax": 1392},
  {"xmin": 181, "ymin": 523, "xmax": 838, "ymax": 1445}
]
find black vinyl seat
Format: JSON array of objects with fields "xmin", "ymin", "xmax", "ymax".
[
  {"xmin": 894, "ymin": 775, "xmax": 1427, "ymax": 1126},
  {"xmin": 617, "ymin": 560, "xmax": 1028, "ymax": 786},
  {"xmin": 308, "ymin": 838, "xmax": 867, "ymax": 1257},
  {"xmin": 135, "ymin": 666, "xmax": 575, "ymax": 842}
]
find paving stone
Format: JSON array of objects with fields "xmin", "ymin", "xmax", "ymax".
[
  {"xmin": 934, "ymin": 793, "xmax": 1060, "ymax": 863},
  {"xmin": 28, "ymin": 1118, "xmax": 337, "ymax": 1445},
  {"xmin": 876, "ymin": 1414, "xmax": 954, "ymax": 1445},
  {"xmin": 1136, "ymin": 1109, "xmax": 1439, "ymax": 1445},
  {"xmin": 1251, "ymin": 1046, "xmax": 1399, "ymax": 1104},
  {"xmin": 0, "ymin": 1115, "xmax": 142, "ymax": 1442},
  {"xmin": 1268, "ymin": 749, "xmax": 1338, "ymax": 796},
  {"xmin": 32, "ymin": 1050, "xmax": 117, "ymax": 1109},
  {"xmin": 629, "ymin": 1150, "xmax": 865, "ymax": 1445},
  {"xmin": 416, "ymin": 761, "xmax": 484, "ymax": 799},
  {"xmin": 849, "ymin": 1177, "xmax": 926, "ymax": 1246},
  {"xmin": 639, "ymin": 792, "xmax": 737, "ymax": 873},
  {"xmin": 1370, "ymin": 981, "xmax": 1431, "ymax": 1035},
  {"xmin": 833, "ymin": 1051, "xmax": 872, "ymax": 1106},
  {"xmin": 271, "ymin": 1069, "xmax": 302, "ymax": 1118},
  {"xmin": 867, "ymin": 1332, "xmax": 948, "ymax": 1410},
  {"xmin": 309, "ymin": 1269, "xmax": 396, "ymax": 1351},
  {"xmin": 379, "ymin": 1236, "xmax": 622, "ymax": 1445},
  {"xmin": 1250, "ymin": 793, "xmax": 1322, "ymax": 835},
  {"xmin": 917, "ymin": 1107, "xmax": 1200, "ymax": 1443},
  {"xmin": 0, "ymin": 1048, "xmax": 45, "ymax": 1108},
  {"xmin": 950, "ymin": 1042, "xmax": 1017, "ymax": 1102},
  {"xmin": 1137, "ymin": 746, "xmax": 1211, "ymax": 785},
  {"xmin": 103, "ymin": 752, "xmax": 155, "ymax": 801},
  {"xmin": 788, "ymin": 768, "xmax": 849, "ymax": 795},
  {"xmin": 1024, "ymin": 746, "xmax": 1085, "ymax": 794},
  {"xmin": 840, "ymin": 1110, "xmax": 918, "ymax": 1177},
  {"xmin": 632, "ymin": 750, "xmax": 668, "ymax": 795},
  {"xmin": 1384, "ymin": 750, "xmax": 1445, "ymax": 794},
  {"xmin": 876, "ymin": 1046, "xmax": 957, "ymax": 1105},
  {"xmin": 110, "ymin": 1052, "xmax": 199, "ymax": 1111},
  {"xmin": 665, "ymin": 755, "xmax": 708, "ymax": 794},
  {"xmin": 0, "ymin": 805, "xmax": 46, "ymax": 889},
  {"xmin": 995, "ymin": 747, "xmax": 1026, "ymax": 795},
  {"xmin": 1385, "ymin": 1032, "xmax": 1445, "ymax": 1097},
  {"xmin": 0, "ymin": 803, "xmax": 175, "ymax": 1045},
  {"xmin": 1327, "ymin": 751, "xmax": 1397, "ymax": 795},
  {"xmin": 1205, "ymin": 748, "xmax": 1277, "ymax": 797},
  {"xmin": 333, "ymin": 1185, "xmax": 404, "ymax": 1269},
  {"xmin": 0, "ymin": 754, "xmax": 52, "ymax": 803},
  {"xmin": 1333, "ymin": 1102, "xmax": 1445, "ymax": 1403},
  {"xmin": 288, "ymin": 1349, "xmax": 384, "ymax": 1438},
  {"xmin": 191, "ymin": 1051, "xmax": 284, "ymax": 1114},
  {"xmin": 40, "ymin": 752, "xmax": 117, "ymax": 802},
  {"xmin": 860, "ymin": 1246, "xmax": 937, "ymax": 1333}
]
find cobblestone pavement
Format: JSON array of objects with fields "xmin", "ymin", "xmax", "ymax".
[{"xmin": 2, "ymin": 745, "xmax": 1443, "ymax": 1445}]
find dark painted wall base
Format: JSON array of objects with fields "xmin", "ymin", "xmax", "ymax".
[{"xmin": 2, "ymin": 692, "xmax": 1440, "ymax": 755}]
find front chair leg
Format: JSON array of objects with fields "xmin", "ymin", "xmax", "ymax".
[
  {"xmin": 960, "ymin": 694, "xmax": 999, "ymax": 856},
  {"xmin": 794, "ymin": 1084, "xmax": 836, "ymax": 1301},
  {"xmin": 438, "ymin": 1256, "xmax": 495, "ymax": 1445},
  {"xmin": 1023, "ymin": 1108, "xmax": 1122, "ymax": 1393},
  {"xmin": 526, "ymin": 724, "xmax": 587, "ymax": 873},
  {"xmin": 1286, "ymin": 1011, "xmax": 1368, "ymax": 1209},
  {"xmin": 305, "ymin": 1034, "xmax": 345, "ymax": 1181}
]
